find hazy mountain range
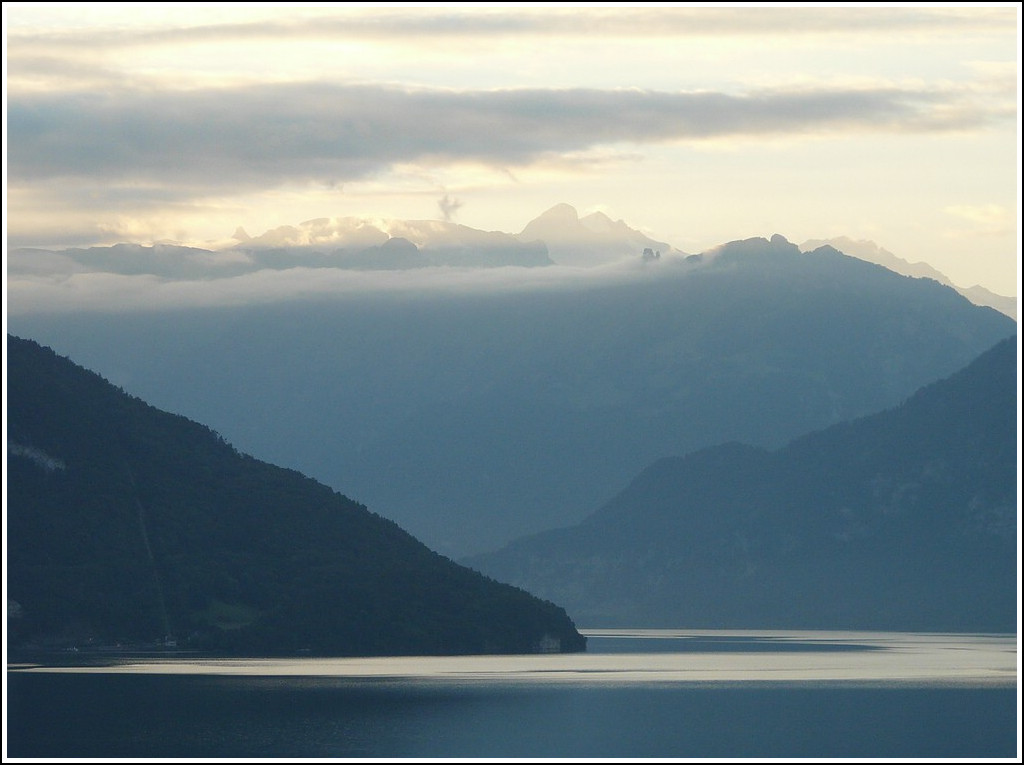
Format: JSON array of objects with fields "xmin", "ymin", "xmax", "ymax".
[
  {"xmin": 9, "ymin": 223, "xmax": 1015, "ymax": 557},
  {"xmin": 6, "ymin": 221, "xmax": 552, "ymax": 279},
  {"xmin": 517, "ymin": 202, "xmax": 687, "ymax": 266},
  {"xmin": 800, "ymin": 236, "xmax": 1016, "ymax": 320},
  {"xmin": 8, "ymin": 205, "xmax": 1013, "ymax": 318},
  {"xmin": 6, "ymin": 335, "xmax": 585, "ymax": 655},
  {"xmin": 5, "ymin": 204, "xmax": 679, "ymax": 279},
  {"xmin": 465, "ymin": 337, "xmax": 1017, "ymax": 632}
]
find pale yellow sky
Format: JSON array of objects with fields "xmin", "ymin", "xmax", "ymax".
[{"xmin": 4, "ymin": 3, "xmax": 1020, "ymax": 295}]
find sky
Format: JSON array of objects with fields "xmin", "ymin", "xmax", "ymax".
[{"xmin": 4, "ymin": 3, "xmax": 1021, "ymax": 297}]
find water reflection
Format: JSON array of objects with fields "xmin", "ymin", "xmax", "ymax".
[
  {"xmin": 11, "ymin": 629, "xmax": 1016, "ymax": 687},
  {"xmin": 7, "ymin": 631, "xmax": 1018, "ymax": 758}
]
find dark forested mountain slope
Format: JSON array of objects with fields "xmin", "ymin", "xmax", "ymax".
[
  {"xmin": 467, "ymin": 337, "xmax": 1018, "ymax": 631},
  {"xmin": 6, "ymin": 335, "xmax": 585, "ymax": 655}
]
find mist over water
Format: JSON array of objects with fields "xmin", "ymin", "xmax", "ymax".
[{"xmin": 7, "ymin": 631, "xmax": 1016, "ymax": 758}]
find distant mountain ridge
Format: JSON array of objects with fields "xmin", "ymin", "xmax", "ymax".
[
  {"xmin": 465, "ymin": 337, "xmax": 1018, "ymax": 631},
  {"xmin": 8, "ymin": 208, "xmax": 1016, "ymax": 321},
  {"xmin": 800, "ymin": 236, "xmax": 1016, "ymax": 319},
  {"xmin": 517, "ymin": 203, "xmax": 687, "ymax": 265},
  {"xmin": 6, "ymin": 335, "xmax": 586, "ymax": 655},
  {"xmin": 6, "ymin": 203, "xmax": 680, "ymax": 277},
  {"xmin": 7, "ymin": 218, "xmax": 554, "ymax": 277},
  {"xmin": 236, "ymin": 215, "xmax": 555, "ymax": 269},
  {"xmin": 6, "ymin": 203, "xmax": 680, "ymax": 278}
]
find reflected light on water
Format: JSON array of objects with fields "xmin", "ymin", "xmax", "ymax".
[{"xmin": 12, "ymin": 630, "xmax": 1017, "ymax": 687}]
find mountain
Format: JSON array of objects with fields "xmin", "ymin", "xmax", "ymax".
[
  {"xmin": 6, "ymin": 242, "xmax": 256, "ymax": 280},
  {"xmin": 5, "ymin": 335, "xmax": 586, "ymax": 656},
  {"xmin": 518, "ymin": 203, "xmax": 685, "ymax": 265},
  {"xmin": 6, "ymin": 216, "xmax": 553, "ymax": 278},
  {"xmin": 465, "ymin": 337, "xmax": 1018, "ymax": 631},
  {"xmin": 238, "ymin": 216, "xmax": 553, "ymax": 269},
  {"xmin": 801, "ymin": 236, "xmax": 1017, "ymax": 320},
  {"xmin": 8, "ymin": 235, "xmax": 1016, "ymax": 558},
  {"xmin": 959, "ymin": 284, "xmax": 1018, "ymax": 320}
]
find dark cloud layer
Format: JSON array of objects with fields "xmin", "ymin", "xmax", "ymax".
[{"xmin": 8, "ymin": 82, "xmax": 1008, "ymax": 197}]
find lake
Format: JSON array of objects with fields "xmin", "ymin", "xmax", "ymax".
[{"xmin": 5, "ymin": 629, "xmax": 1018, "ymax": 758}]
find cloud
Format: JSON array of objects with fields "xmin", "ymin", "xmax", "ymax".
[
  {"xmin": 437, "ymin": 193, "xmax": 463, "ymax": 222},
  {"xmin": 945, "ymin": 204, "xmax": 1010, "ymax": 225},
  {"xmin": 943, "ymin": 204, "xmax": 1014, "ymax": 237},
  {"xmin": 5, "ymin": 53, "xmax": 126, "ymax": 91},
  {"xmin": 7, "ymin": 7, "xmax": 1013, "ymax": 51},
  {"xmin": 5, "ymin": 255, "xmax": 682, "ymax": 316},
  {"xmin": 8, "ymin": 81, "xmax": 1011, "ymax": 197}
]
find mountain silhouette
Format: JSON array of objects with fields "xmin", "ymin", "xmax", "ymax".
[
  {"xmin": 800, "ymin": 236, "xmax": 1016, "ymax": 319},
  {"xmin": 465, "ymin": 337, "xmax": 1018, "ymax": 631},
  {"xmin": 6, "ymin": 335, "xmax": 586, "ymax": 655}
]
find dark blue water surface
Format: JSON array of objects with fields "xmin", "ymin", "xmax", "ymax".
[{"xmin": 6, "ymin": 671, "xmax": 1017, "ymax": 758}]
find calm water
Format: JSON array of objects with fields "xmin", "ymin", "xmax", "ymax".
[{"xmin": 6, "ymin": 630, "xmax": 1019, "ymax": 758}]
